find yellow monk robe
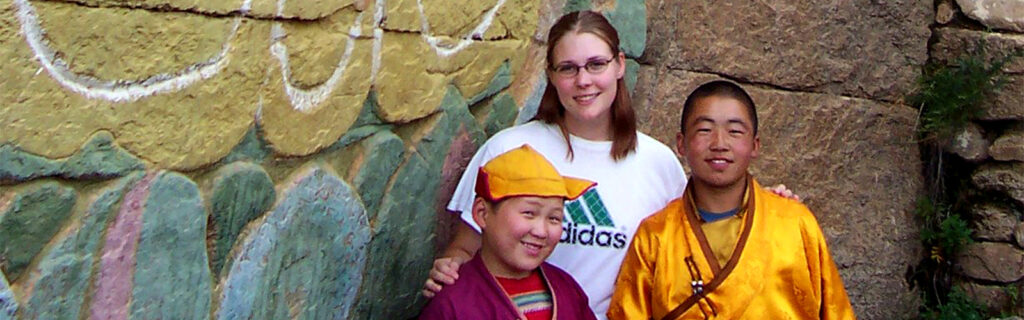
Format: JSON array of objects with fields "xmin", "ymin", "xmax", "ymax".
[{"xmin": 608, "ymin": 178, "xmax": 855, "ymax": 320}]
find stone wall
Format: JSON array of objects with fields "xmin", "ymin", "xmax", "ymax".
[
  {"xmin": 933, "ymin": 0, "xmax": 1024, "ymax": 315},
  {"xmin": 637, "ymin": 0, "xmax": 931, "ymax": 319},
  {"xmin": 0, "ymin": 0, "xmax": 644, "ymax": 318}
]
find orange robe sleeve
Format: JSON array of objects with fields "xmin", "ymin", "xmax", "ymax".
[{"xmin": 805, "ymin": 213, "xmax": 856, "ymax": 320}]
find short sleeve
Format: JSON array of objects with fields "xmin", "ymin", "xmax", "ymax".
[
  {"xmin": 445, "ymin": 131, "xmax": 523, "ymax": 232},
  {"xmin": 639, "ymin": 133, "xmax": 688, "ymax": 209}
]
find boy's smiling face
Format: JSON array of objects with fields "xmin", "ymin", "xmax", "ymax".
[
  {"xmin": 677, "ymin": 96, "xmax": 760, "ymax": 191},
  {"xmin": 474, "ymin": 196, "xmax": 565, "ymax": 279}
]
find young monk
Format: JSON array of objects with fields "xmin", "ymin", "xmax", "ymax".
[
  {"xmin": 608, "ymin": 80, "xmax": 855, "ymax": 319},
  {"xmin": 419, "ymin": 144, "xmax": 598, "ymax": 320}
]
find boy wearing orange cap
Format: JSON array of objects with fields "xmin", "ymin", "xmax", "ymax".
[{"xmin": 419, "ymin": 144, "xmax": 599, "ymax": 320}]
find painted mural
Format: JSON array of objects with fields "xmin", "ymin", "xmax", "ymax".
[{"xmin": 0, "ymin": 0, "xmax": 646, "ymax": 319}]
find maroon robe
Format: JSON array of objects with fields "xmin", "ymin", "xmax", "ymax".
[{"xmin": 419, "ymin": 254, "xmax": 597, "ymax": 320}]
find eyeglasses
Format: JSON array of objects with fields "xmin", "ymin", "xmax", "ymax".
[{"xmin": 550, "ymin": 57, "xmax": 615, "ymax": 78}]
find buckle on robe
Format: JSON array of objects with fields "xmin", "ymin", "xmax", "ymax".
[{"xmin": 691, "ymin": 279, "xmax": 705, "ymax": 295}]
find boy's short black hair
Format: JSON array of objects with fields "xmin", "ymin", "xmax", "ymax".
[{"xmin": 680, "ymin": 80, "xmax": 758, "ymax": 135}]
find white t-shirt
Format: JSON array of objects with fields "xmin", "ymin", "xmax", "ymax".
[{"xmin": 447, "ymin": 121, "xmax": 687, "ymax": 319}]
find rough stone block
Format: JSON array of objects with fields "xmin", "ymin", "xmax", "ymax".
[
  {"xmin": 990, "ymin": 126, "xmax": 1024, "ymax": 161},
  {"xmin": 971, "ymin": 202, "xmax": 1018, "ymax": 242},
  {"xmin": 643, "ymin": 0, "xmax": 931, "ymax": 101},
  {"xmin": 259, "ymin": 7, "xmax": 373, "ymax": 157},
  {"xmin": 327, "ymin": 125, "xmax": 393, "ymax": 153},
  {"xmin": 515, "ymin": 74, "xmax": 547, "ymax": 125},
  {"xmin": 956, "ymin": 242, "xmax": 1024, "ymax": 283},
  {"xmin": 418, "ymin": 0, "xmax": 537, "ymax": 41},
  {"xmin": 564, "ymin": 0, "xmax": 591, "ymax": 13},
  {"xmin": 354, "ymin": 155, "xmax": 436, "ymax": 320},
  {"xmin": 973, "ymin": 162, "xmax": 1024, "ymax": 205},
  {"xmin": 0, "ymin": 132, "xmax": 143, "ymax": 184},
  {"xmin": 19, "ymin": 174, "xmax": 140, "ymax": 319},
  {"xmin": 73, "ymin": 0, "xmax": 376, "ymax": 19},
  {"xmin": 3, "ymin": 0, "xmax": 265, "ymax": 169},
  {"xmin": 354, "ymin": 86, "xmax": 485, "ymax": 319},
  {"xmin": 603, "ymin": 0, "xmax": 646, "ymax": 58},
  {"xmin": 208, "ymin": 163, "xmax": 275, "ymax": 277},
  {"xmin": 958, "ymin": 281, "xmax": 1013, "ymax": 313},
  {"xmin": 274, "ymin": 9, "xmax": 366, "ymax": 89},
  {"xmin": 635, "ymin": 69, "xmax": 923, "ymax": 319},
  {"xmin": 60, "ymin": 131, "xmax": 145, "ymax": 179},
  {"xmin": 218, "ymin": 167, "xmax": 370, "ymax": 320},
  {"xmin": 0, "ymin": 182, "xmax": 76, "ymax": 280},
  {"xmin": 452, "ymin": 39, "xmax": 528, "ymax": 117},
  {"xmin": 0, "ymin": 144, "xmax": 56, "ymax": 184},
  {"xmin": 0, "ymin": 272, "xmax": 14, "ymax": 320},
  {"xmin": 374, "ymin": 0, "xmax": 537, "ymax": 124},
  {"xmin": 932, "ymin": 27, "xmax": 1024, "ymax": 74},
  {"xmin": 434, "ymin": 128, "xmax": 482, "ymax": 253},
  {"xmin": 89, "ymin": 173, "xmax": 153, "ymax": 319},
  {"xmin": 129, "ymin": 172, "xmax": 211, "ymax": 319},
  {"xmin": 353, "ymin": 130, "xmax": 405, "ymax": 215},
  {"xmin": 936, "ymin": 0, "xmax": 957, "ymax": 24},
  {"xmin": 624, "ymin": 58, "xmax": 640, "ymax": 94},
  {"xmin": 931, "ymin": 28, "xmax": 1024, "ymax": 121},
  {"xmin": 981, "ymin": 75, "xmax": 1024, "ymax": 121},
  {"xmin": 1017, "ymin": 222, "xmax": 1024, "ymax": 249},
  {"xmin": 374, "ymin": 32, "xmax": 452, "ymax": 122},
  {"xmin": 352, "ymin": 92, "xmax": 386, "ymax": 127},
  {"xmin": 468, "ymin": 61, "xmax": 514, "ymax": 107},
  {"xmin": 221, "ymin": 126, "xmax": 271, "ymax": 164},
  {"xmin": 948, "ymin": 122, "xmax": 990, "ymax": 162},
  {"xmin": 482, "ymin": 93, "xmax": 519, "ymax": 138},
  {"xmin": 957, "ymin": 0, "xmax": 1024, "ymax": 32}
]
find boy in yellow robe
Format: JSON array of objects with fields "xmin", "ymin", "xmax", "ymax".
[{"xmin": 608, "ymin": 80, "xmax": 855, "ymax": 320}]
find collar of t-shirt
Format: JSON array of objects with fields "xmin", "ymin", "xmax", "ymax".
[
  {"xmin": 697, "ymin": 207, "xmax": 740, "ymax": 223},
  {"xmin": 495, "ymin": 270, "xmax": 553, "ymax": 320}
]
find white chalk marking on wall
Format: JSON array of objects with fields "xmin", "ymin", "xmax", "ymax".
[
  {"xmin": 16, "ymin": 0, "xmax": 506, "ymax": 106},
  {"xmin": 370, "ymin": 0, "xmax": 386, "ymax": 83},
  {"xmin": 13, "ymin": 0, "xmax": 252, "ymax": 102},
  {"xmin": 415, "ymin": 0, "xmax": 508, "ymax": 57},
  {"xmin": 271, "ymin": 0, "xmax": 365, "ymax": 112},
  {"xmin": 269, "ymin": 0, "xmax": 505, "ymax": 112}
]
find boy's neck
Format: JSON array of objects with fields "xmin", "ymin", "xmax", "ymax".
[
  {"xmin": 691, "ymin": 175, "xmax": 748, "ymax": 213},
  {"xmin": 479, "ymin": 248, "xmax": 532, "ymax": 279}
]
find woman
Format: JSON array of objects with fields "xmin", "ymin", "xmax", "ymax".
[{"xmin": 423, "ymin": 11, "xmax": 794, "ymax": 318}]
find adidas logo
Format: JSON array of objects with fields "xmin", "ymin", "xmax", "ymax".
[{"xmin": 561, "ymin": 189, "xmax": 629, "ymax": 249}]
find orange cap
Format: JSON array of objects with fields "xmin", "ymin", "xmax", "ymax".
[{"xmin": 475, "ymin": 144, "xmax": 597, "ymax": 202}]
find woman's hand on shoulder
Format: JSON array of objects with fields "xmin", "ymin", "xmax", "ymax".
[
  {"xmin": 766, "ymin": 184, "xmax": 801, "ymax": 202},
  {"xmin": 422, "ymin": 257, "xmax": 463, "ymax": 298}
]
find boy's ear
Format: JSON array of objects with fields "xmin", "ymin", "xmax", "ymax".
[
  {"xmin": 751, "ymin": 134, "xmax": 761, "ymax": 159},
  {"xmin": 471, "ymin": 197, "xmax": 490, "ymax": 230},
  {"xmin": 615, "ymin": 51, "xmax": 626, "ymax": 79},
  {"xmin": 675, "ymin": 132, "xmax": 686, "ymax": 158}
]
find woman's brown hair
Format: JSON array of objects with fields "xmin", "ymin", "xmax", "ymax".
[{"xmin": 532, "ymin": 10, "xmax": 637, "ymax": 161}]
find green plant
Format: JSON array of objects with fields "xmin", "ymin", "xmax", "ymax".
[
  {"xmin": 916, "ymin": 198, "xmax": 973, "ymax": 261},
  {"xmin": 909, "ymin": 42, "xmax": 1015, "ymax": 143},
  {"xmin": 923, "ymin": 288, "xmax": 987, "ymax": 320},
  {"xmin": 908, "ymin": 40, "xmax": 1021, "ymax": 319},
  {"xmin": 1003, "ymin": 285, "xmax": 1023, "ymax": 316}
]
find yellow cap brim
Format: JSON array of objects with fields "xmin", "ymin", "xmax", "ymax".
[{"xmin": 562, "ymin": 176, "xmax": 596, "ymax": 201}]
